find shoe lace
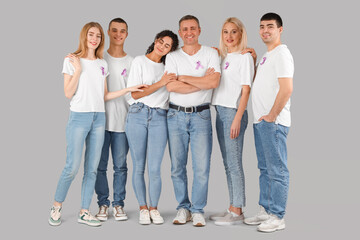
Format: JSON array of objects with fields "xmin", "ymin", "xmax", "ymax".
[
  {"xmin": 115, "ymin": 206, "xmax": 124, "ymax": 215},
  {"xmin": 99, "ymin": 206, "xmax": 107, "ymax": 214},
  {"xmin": 51, "ymin": 206, "xmax": 61, "ymax": 218},
  {"xmin": 151, "ymin": 210, "xmax": 160, "ymax": 216},
  {"xmin": 176, "ymin": 209, "xmax": 186, "ymax": 217}
]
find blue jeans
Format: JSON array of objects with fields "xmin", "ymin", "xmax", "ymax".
[
  {"xmin": 167, "ymin": 104, "xmax": 212, "ymax": 213},
  {"xmin": 54, "ymin": 111, "xmax": 105, "ymax": 209},
  {"xmin": 95, "ymin": 130, "xmax": 129, "ymax": 207},
  {"xmin": 215, "ymin": 106, "xmax": 248, "ymax": 208},
  {"xmin": 253, "ymin": 121, "xmax": 290, "ymax": 219},
  {"xmin": 125, "ymin": 103, "xmax": 167, "ymax": 207}
]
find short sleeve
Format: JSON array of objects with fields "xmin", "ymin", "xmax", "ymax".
[
  {"xmin": 275, "ymin": 49, "xmax": 294, "ymax": 78},
  {"xmin": 62, "ymin": 57, "xmax": 75, "ymax": 76},
  {"xmin": 164, "ymin": 53, "xmax": 178, "ymax": 75},
  {"xmin": 239, "ymin": 53, "xmax": 254, "ymax": 87},
  {"xmin": 208, "ymin": 48, "xmax": 221, "ymax": 73},
  {"xmin": 127, "ymin": 57, "xmax": 143, "ymax": 87}
]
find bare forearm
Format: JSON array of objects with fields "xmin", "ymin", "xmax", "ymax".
[
  {"xmin": 268, "ymin": 88, "xmax": 292, "ymax": 119},
  {"xmin": 166, "ymin": 81, "xmax": 201, "ymax": 94},
  {"xmin": 234, "ymin": 87, "xmax": 250, "ymax": 120},
  {"xmin": 104, "ymin": 88, "xmax": 129, "ymax": 101},
  {"xmin": 179, "ymin": 72, "xmax": 220, "ymax": 90},
  {"xmin": 132, "ymin": 81, "xmax": 163, "ymax": 100}
]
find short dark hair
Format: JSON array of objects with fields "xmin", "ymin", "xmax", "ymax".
[
  {"xmin": 108, "ymin": 17, "xmax": 128, "ymax": 31},
  {"xmin": 260, "ymin": 13, "xmax": 283, "ymax": 27},
  {"xmin": 179, "ymin": 15, "xmax": 200, "ymax": 28},
  {"xmin": 146, "ymin": 30, "xmax": 179, "ymax": 64}
]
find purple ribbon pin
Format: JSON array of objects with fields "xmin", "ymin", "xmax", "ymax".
[
  {"xmin": 121, "ymin": 68, "xmax": 127, "ymax": 77},
  {"xmin": 224, "ymin": 62, "xmax": 229, "ymax": 70},
  {"xmin": 196, "ymin": 61, "xmax": 204, "ymax": 70},
  {"xmin": 260, "ymin": 57, "xmax": 267, "ymax": 65},
  {"xmin": 100, "ymin": 66, "xmax": 105, "ymax": 76}
]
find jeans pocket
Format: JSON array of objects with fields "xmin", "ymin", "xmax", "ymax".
[
  {"xmin": 128, "ymin": 104, "xmax": 141, "ymax": 114},
  {"xmin": 197, "ymin": 109, "xmax": 211, "ymax": 120},
  {"xmin": 167, "ymin": 109, "xmax": 177, "ymax": 119},
  {"xmin": 155, "ymin": 108, "xmax": 167, "ymax": 116}
]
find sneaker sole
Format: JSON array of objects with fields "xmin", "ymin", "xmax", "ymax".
[
  {"xmin": 139, "ymin": 220, "xmax": 151, "ymax": 225},
  {"xmin": 257, "ymin": 224, "xmax": 285, "ymax": 233},
  {"xmin": 48, "ymin": 218, "xmax": 61, "ymax": 226},
  {"xmin": 193, "ymin": 223, "xmax": 206, "ymax": 227},
  {"xmin": 114, "ymin": 216, "xmax": 128, "ymax": 221},
  {"xmin": 214, "ymin": 220, "xmax": 243, "ymax": 226},
  {"xmin": 152, "ymin": 220, "xmax": 164, "ymax": 225},
  {"xmin": 96, "ymin": 216, "xmax": 108, "ymax": 221},
  {"xmin": 244, "ymin": 220, "xmax": 264, "ymax": 225},
  {"xmin": 78, "ymin": 219, "xmax": 102, "ymax": 227},
  {"xmin": 173, "ymin": 218, "xmax": 191, "ymax": 225}
]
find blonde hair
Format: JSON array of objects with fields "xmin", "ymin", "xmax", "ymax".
[
  {"xmin": 73, "ymin": 22, "xmax": 105, "ymax": 59},
  {"xmin": 219, "ymin": 17, "xmax": 248, "ymax": 58}
]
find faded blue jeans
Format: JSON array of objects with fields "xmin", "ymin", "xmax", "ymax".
[
  {"xmin": 95, "ymin": 130, "xmax": 129, "ymax": 207},
  {"xmin": 125, "ymin": 103, "xmax": 167, "ymax": 207},
  {"xmin": 54, "ymin": 111, "xmax": 105, "ymax": 210},
  {"xmin": 167, "ymin": 104, "xmax": 212, "ymax": 213},
  {"xmin": 215, "ymin": 106, "xmax": 248, "ymax": 208},
  {"xmin": 253, "ymin": 120, "xmax": 290, "ymax": 219}
]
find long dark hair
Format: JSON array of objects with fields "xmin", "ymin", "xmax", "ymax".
[{"xmin": 146, "ymin": 30, "xmax": 179, "ymax": 64}]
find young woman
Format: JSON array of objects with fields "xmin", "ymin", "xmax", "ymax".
[
  {"xmin": 49, "ymin": 22, "xmax": 145, "ymax": 227},
  {"xmin": 125, "ymin": 30, "xmax": 179, "ymax": 225},
  {"xmin": 210, "ymin": 17, "xmax": 254, "ymax": 226}
]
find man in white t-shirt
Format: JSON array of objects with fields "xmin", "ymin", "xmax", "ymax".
[
  {"xmin": 165, "ymin": 15, "xmax": 221, "ymax": 227},
  {"xmin": 94, "ymin": 18, "xmax": 133, "ymax": 222},
  {"xmin": 243, "ymin": 13, "xmax": 294, "ymax": 233}
]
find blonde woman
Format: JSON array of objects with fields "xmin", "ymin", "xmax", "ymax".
[
  {"xmin": 210, "ymin": 17, "xmax": 254, "ymax": 226},
  {"xmin": 49, "ymin": 22, "xmax": 145, "ymax": 227}
]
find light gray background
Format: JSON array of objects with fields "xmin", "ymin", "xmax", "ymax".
[{"xmin": 1, "ymin": 0, "xmax": 358, "ymax": 239}]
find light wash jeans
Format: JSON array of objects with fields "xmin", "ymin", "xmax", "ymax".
[
  {"xmin": 54, "ymin": 111, "xmax": 105, "ymax": 209},
  {"xmin": 215, "ymin": 106, "xmax": 248, "ymax": 208},
  {"xmin": 167, "ymin": 103, "xmax": 212, "ymax": 213},
  {"xmin": 95, "ymin": 130, "xmax": 129, "ymax": 207},
  {"xmin": 125, "ymin": 103, "xmax": 167, "ymax": 207},
  {"xmin": 253, "ymin": 120, "xmax": 290, "ymax": 219}
]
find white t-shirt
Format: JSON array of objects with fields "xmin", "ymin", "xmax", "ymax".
[
  {"xmin": 212, "ymin": 52, "xmax": 254, "ymax": 108},
  {"xmin": 252, "ymin": 44, "xmax": 294, "ymax": 127},
  {"xmin": 104, "ymin": 52, "xmax": 133, "ymax": 132},
  {"xmin": 127, "ymin": 55, "xmax": 168, "ymax": 109},
  {"xmin": 165, "ymin": 45, "xmax": 221, "ymax": 107},
  {"xmin": 62, "ymin": 57, "xmax": 109, "ymax": 112}
]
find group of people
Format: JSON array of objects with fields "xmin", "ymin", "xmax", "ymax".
[{"xmin": 49, "ymin": 12, "xmax": 294, "ymax": 234}]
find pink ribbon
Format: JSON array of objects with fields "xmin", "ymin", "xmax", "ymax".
[
  {"xmin": 196, "ymin": 61, "xmax": 204, "ymax": 70},
  {"xmin": 225, "ymin": 62, "xmax": 229, "ymax": 70},
  {"xmin": 260, "ymin": 57, "xmax": 267, "ymax": 65},
  {"xmin": 121, "ymin": 68, "xmax": 127, "ymax": 77}
]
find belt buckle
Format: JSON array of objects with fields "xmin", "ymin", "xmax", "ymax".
[{"xmin": 185, "ymin": 107, "xmax": 194, "ymax": 113}]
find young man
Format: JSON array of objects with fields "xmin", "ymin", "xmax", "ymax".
[
  {"xmin": 165, "ymin": 15, "xmax": 221, "ymax": 227},
  {"xmin": 243, "ymin": 13, "xmax": 294, "ymax": 232},
  {"xmin": 94, "ymin": 18, "xmax": 133, "ymax": 222}
]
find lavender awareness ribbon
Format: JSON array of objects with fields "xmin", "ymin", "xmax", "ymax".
[
  {"xmin": 121, "ymin": 68, "xmax": 127, "ymax": 77},
  {"xmin": 195, "ymin": 61, "xmax": 204, "ymax": 70},
  {"xmin": 224, "ymin": 62, "xmax": 229, "ymax": 70},
  {"xmin": 260, "ymin": 57, "xmax": 267, "ymax": 65}
]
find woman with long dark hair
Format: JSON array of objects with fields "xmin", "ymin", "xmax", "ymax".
[{"xmin": 125, "ymin": 30, "xmax": 179, "ymax": 225}]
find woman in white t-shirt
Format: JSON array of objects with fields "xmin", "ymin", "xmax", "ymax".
[
  {"xmin": 210, "ymin": 17, "xmax": 254, "ymax": 225},
  {"xmin": 49, "ymin": 22, "xmax": 145, "ymax": 227},
  {"xmin": 125, "ymin": 30, "xmax": 179, "ymax": 225}
]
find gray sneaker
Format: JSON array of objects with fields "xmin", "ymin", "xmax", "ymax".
[
  {"xmin": 244, "ymin": 206, "xmax": 269, "ymax": 225},
  {"xmin": 209, "ymin": 209, "xmax": 230, "ymax": 221},
  {"xmin": 214, "ymin": 212, "xmax": 244, "ymax": 226},
  {"xmin": 113, "ymin": 206, "xmax": 128, "ymax": 221},
  {"xmin": 95, "ymin": 205, "xmax": 109, "ymax": 221},
  {"xmin": 173, "ymin": 208, "xmax": 191, "ymax": 224}
]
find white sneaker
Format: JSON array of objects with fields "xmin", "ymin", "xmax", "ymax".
[
  {"xmin": 113, "ymin": 206, "xmax": 128, "ymax": 221},
  {"xmin": 192, "ymin": 213, "xmax": 206, "ymax": 227},
  {"xmin": 173, "ymin": 208, "xmax": 191, "ymax": 224},
  {"xmin": 257, "ymin": 214, "xmax": 285, "ymax": 233},
  {"xmin": 139, "ymin": 209, "xmax": 151, "ymax": 225},
  {"xmin": 209, "ymin": 209, "xmax": 230, "ymax": 221},
  {"xmin": 150, "ymin": 209, "xmax": 164, "ymax": 224},
  {"xmin": 95, "ymin": 205, "xmax": 109, "ymax": 221},
  {"xmin": 214, "ymin": 212, "xmax": 244, "ymax": 226},
  {"xmin": 78, "ymin": 210, "xmax": 102, "ymax": 227},
  {"xmin": 244, "ymin": 206, "xmax": 269, "ymax": 225},
  {"xmin": 49, "ymin": 206, "xmax": 61, "ymax": 226}
]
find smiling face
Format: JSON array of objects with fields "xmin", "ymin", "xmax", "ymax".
[
  {"xmin": 259, "ymin": 20, "xmax": 283, "ymax": 44},
  {"xmin": 153, "ymin": 36, "xmax": 173, "ymax": 56},
  {"xmin": 178, "ymin": 19, "xmax": 201, "ymax": 46},
  {"xmin": 222, "ymin": 22, "xmax": 241, "ymax": 51},
  {"xmin": 108, "ymin": 22, "xmax": 128, "ymax": 46},
  {"xmin": 87, "ymin": 27, "xmax": 102, "ymax": 50}
]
